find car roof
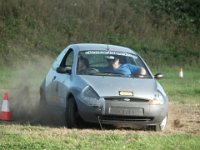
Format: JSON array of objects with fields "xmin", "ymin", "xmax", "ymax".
[{"xmin": 70, "ymin": 43, "xmax": 137, "ymax": 55}]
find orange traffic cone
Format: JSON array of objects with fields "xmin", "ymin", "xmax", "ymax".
[
  {"xmin": 179, "ymin": 68, "xmax": 183, "ymax": 78},
  {"xmin": 0, "ymin": 92, "xmax": 12, "ymax": 121}
]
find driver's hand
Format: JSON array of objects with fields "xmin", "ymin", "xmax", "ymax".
[{"xmin": 140, "ymin": 68, "xmax": 146, "ymax": 76}]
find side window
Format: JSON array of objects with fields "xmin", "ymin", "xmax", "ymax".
[
  {"xmin": 65, "ymin": 50, "xmax": 74, "ymax": 67},
  {"xmin": 60, "ymin": 49, "xmax": 74, "ymax": 69}
]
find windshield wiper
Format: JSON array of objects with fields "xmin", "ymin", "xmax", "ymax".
[{"xmin": 96, "ymin": 72, "xmax": 126, "ymax": 77}]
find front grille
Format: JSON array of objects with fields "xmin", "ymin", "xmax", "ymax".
[
  {"xmin": 100, "ymin": 115, "xmax": 153, "ymax": 122},
  {"xmin": 104, "ymin": 97, "xmax": 149, "ymax": 102}
]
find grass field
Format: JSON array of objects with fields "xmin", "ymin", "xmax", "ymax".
[
  {"xmin": 152, "ymin": 66, "xmax": 200, "ymax": 102},
  {"xmin": 0, "ymin": 62, "xmax": 200, "ymax": 150},
  {"xmin": 0, "ymin": 125, "xmax": 200, "ymax": 150}
]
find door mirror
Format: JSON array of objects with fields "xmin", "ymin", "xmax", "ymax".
[
  {"xmin": 154, "ymin": 73, "xmax": 164, "ymax": 79},
  {"xmin": 56, "ymin": 67, "xmax": 71, "ymax": 74}
]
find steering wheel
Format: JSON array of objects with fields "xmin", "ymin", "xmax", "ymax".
[{"xmin": 86, "ymin": 68, "xmax": 99, "ymax": 73}]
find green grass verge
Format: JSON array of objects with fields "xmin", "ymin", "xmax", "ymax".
[
  {"xmin": 152, "ymin": 66, "xmax": 200, "ymax": 102},
  {"xmin": 0, "ymin": 124, "xmax": 199, "ymax": 150},
  {"xmin": 0, "ymin": 66, "xmax": 16, "ymax": 89}
]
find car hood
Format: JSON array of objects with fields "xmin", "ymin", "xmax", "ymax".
[{"xmin": 80, "ymin": 76, "xmax": 157, "ymax": 99}]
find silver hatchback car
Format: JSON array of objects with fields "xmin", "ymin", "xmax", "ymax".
[{"xmin": 40, "ymin": 43, "xmax": 168, "ymax": 131}]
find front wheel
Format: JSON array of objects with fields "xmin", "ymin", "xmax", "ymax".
[
  {"xmin": 146, "ymin": 115, "xmax": 168, "ymax": 131},
  {"xmin": 65, "ymin": 97, "xmax": 79, "ymax": 128},
  {"xmin": 159, "ymin": 115, "xmax": 168, "ymax": 131}
]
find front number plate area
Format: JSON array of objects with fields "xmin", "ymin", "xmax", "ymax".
[{"xmin": 109, "ymin": 107, "xmax": 144, "ymax": 116}]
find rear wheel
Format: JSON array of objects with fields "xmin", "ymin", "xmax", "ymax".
[
  {"xmin": 40, "ymin": 92, "xmax": 46, "ymax": 106},
  {"xmin": 65, "ymin": 97, "xmax": 79, "ymax": 128},
  {"xmin": 40, "ymin": 80, "xmax": 47, "ymax": 106}
]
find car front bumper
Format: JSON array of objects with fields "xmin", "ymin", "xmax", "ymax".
[{"xmin": 77, "ymin": 97, "xmax": 168, "ymax": 126}]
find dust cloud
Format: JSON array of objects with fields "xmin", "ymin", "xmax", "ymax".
[{"xmin": 8, "ymin": 55, "xmax": 65, "ymax": 127}]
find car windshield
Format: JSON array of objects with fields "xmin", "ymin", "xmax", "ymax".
[{"xmin": 77, "ymin": 50, "xmax": 151, "ymax": 78}]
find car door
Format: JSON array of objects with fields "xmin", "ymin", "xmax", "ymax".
[
  {"xmin": 45, "ymin": 47, "xmax": 69, "ymax": 106},
  {"xmin": 52, "ymin": 48, "xmax": 74, "ymax": 107},
  {"xmin": 45, "ymin": 68, "xmax": 58, "ymax": 105},
  {"xmin": 45, "ymin": 53, "xmax": 66, "ymax": 105}
]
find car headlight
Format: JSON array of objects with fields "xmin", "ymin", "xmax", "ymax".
[
  {"xmin": 80, "ymin": 86, "xmax": 100, "ymax": 106},
  {"xmin": 149, "ymin": 91, "xmax": 165, "ymax": 105}
]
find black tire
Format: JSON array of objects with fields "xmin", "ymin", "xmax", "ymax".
[
  {"xmin": 40, "ymin": 92, "xmax": 46, "ymax": 104},
  {"xmin": 145, "ymin": 125, "xmax": 160, "ymax": 131},
  {"xmin": 155, "ymin": 124, "xmax": 161, "ymax": 131},
  {"xmin": 146, "ymin": 116, "xmax": 168, "ymax": 132},
  {"xmin": 40, "ymin": 80, "xmax": 47, "ymax": 106},
  {"xmin": 65, "ymin": 97, "xmax": 79, "ymax": 128}
]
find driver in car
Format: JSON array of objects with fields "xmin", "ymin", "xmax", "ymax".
[
  {"xmin": 102, "ymin": 55, "xmax": 146, "ymax": 77},
  {"xmin": 77, "ymin": 55, "xmax": 89, "ymax": 74}
]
